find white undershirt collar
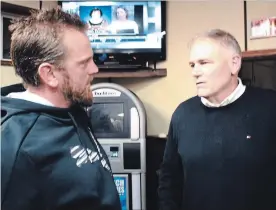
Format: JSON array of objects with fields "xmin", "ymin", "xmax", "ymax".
[
  {"xmin": 201, "ymin": 78, "xmax": 246, "ymax": 108},
  {"xmin": 7, "ymin": 90, "xmax": 54, "ymax": 106}
]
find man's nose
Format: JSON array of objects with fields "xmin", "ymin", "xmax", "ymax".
[
  {"xmin": 88, "ymin": 61, "xmax": 99, "ymax": 75},
  {"xmin": 192, "ymin": 65, "xmax": 202, "ymax": 77}
]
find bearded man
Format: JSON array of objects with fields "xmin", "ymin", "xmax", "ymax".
[{"xmin": 1, "ymin": 7, "xmax": 121, "ymax": 210}]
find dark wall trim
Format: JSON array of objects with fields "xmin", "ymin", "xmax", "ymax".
[
  {"xmin": 1, "ymin": 60, "xmax": 12, "ymax": 66},
  {"xmin": 1, "ymin": 2, "xmax": 37, "ymax": 65},
  {"xmin": 243, "ymin": 1, "xmax": 248, "ymax": 51},
  {"xmin": 242, "ymin": 49, "xmax": 276, "ymax": 60},
  {"xmin": 39, "ymin": 0, "xmax": 42, "ymax": 10},
  {"xmin": 1, "ymin": 1, "xmax": 36, "ymax": 16}
]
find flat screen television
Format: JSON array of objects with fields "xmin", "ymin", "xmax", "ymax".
[{"xmin": 58, "ymin": 1, "xmax": 167, "ymax": 67}]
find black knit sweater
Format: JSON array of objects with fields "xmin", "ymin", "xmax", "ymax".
[{"xmin": 158, "ymin": 86, "xmax": 276, "ymax": 210}]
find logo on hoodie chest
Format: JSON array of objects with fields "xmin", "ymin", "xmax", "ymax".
[{"xmin": 70, "ymin": 145, "xmax": 111, "ymax": 172}]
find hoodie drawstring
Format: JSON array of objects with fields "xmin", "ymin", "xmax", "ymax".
[{"xmin": 68, "ymin": 112, "xmax": 103, "ymax": 163}]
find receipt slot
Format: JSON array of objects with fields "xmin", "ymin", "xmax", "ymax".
[{"xmin": 88, "ymin": 83, "xmax": 147, "ymax": 210}]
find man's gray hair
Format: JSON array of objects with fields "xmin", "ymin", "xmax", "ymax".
[{"xmin": 189, "ymin": 29, "xmax": 242, "ymax": 55}]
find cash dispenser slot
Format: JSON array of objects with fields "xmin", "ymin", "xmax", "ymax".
[{"xmin": 123, "ymin": 143, "xmax": 141, "ymax": 170}]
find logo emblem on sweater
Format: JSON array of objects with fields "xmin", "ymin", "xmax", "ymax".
[{"xmin": 70, "ymin": 145, "xmax": 111, "ymax": 172}]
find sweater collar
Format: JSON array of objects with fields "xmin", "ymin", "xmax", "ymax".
[{"xmin": 201, "ymin": 78, "xmax": 246, "ymax": 108}]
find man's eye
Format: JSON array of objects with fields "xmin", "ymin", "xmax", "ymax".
[{"xmin": 81, "ymin": 61, "xmax": 89, "ymax": 67}]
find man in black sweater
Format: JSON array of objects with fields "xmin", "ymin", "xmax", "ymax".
[
  {"xmin": 158, "ymin": 29, "xmax": 276, "ymax": 210},
  {"xmin": 1, "ymin": 7, "xmax": 121, "ymax": 210}
]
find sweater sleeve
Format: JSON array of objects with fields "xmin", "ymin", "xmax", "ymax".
[{"xmin": 158, "ymin": 118, "xmax": 184, "ymax": 210}]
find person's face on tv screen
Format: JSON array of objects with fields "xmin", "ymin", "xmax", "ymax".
[
  {"xmin": 116, "ymin": 8, "xmax": 127, "ymax": 20},
  {"xmin": 92, "ymin": 10, "xmax": 101, "ymax": 19}
]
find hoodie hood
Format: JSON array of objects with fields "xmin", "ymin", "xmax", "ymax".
[
  {"xmin": 1, "ymin": 83, "xmax": 104, "ymax": 168},
  {"xmin": 1, "ymin": 83, "xmax": 84, "ymax": 123},
  {"xmin": 1, "ymin": 83, "xmax": 96, "ymax": 156}
]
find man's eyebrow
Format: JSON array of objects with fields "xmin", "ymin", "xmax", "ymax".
[
  {"xmin": 77, "ymin": 56, "xmax": 93, "ymax": 64},
  {"xmin": 189, "ymin": 59, "xmax": 211, "ymax": 63},
  {"xmin": 198, "ymin": 59, "xmax": 208, "ymax": 62},
  {"xmin": 189, "ymin": 59, "xmax": 213, "ymax": 66}
]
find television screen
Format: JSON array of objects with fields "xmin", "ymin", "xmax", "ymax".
[{"xmin": 60, "ymin": 1, "xmax": 165, "ymax": 55}]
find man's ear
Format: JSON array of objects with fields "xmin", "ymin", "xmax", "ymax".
[
  {"xmin": 38, "ymin": 63, "xmax": 59, "ymax": 88},
  {"xmin": 231, "ymin": 54, "xmax": 242, "ymax": 75}
]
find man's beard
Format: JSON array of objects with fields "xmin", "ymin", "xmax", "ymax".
[{"xmin": 61, "ymin": 74, "xmax": 93, "ymax": 107}]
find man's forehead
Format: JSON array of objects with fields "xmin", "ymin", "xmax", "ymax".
[
  {"xmin": 191, "ymin": 39, "xmax": 220, "ymax": 52},
  {"xmin": 189, "ymin": 38, "xmax": 223, "ymax": 60},
  {"xmin": 62, "ymin": 29, "xmax": 93, "ymax": 56}
]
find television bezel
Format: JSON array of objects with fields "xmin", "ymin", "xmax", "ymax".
[{"xmin": 58, "ymin": 0, "xmax": 167, "ymax": 63}]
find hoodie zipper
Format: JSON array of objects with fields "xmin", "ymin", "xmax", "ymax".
[
  {"xmin": 87, "ymin": 126, "xmax": 102, "ymax": 158},
  {"xmin": 68, "ymin": 111, "xmax": 111, "ymax": 172},
  {"xmin": 68, "ymin": 112, "xmax": 103, "ymax": 165},
  {"xmin": 87, "ymin": 126, "xmax": 112, "ymax": 172}
]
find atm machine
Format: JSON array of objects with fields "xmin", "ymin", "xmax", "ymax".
[{"xmin": 87, "ymin": 82, "xmax": 147, "ymax": 210}]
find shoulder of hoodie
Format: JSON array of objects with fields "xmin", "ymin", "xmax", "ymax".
[
  {"xmin": 1, "ymin": 100, "xmax": 68, "ymax": 147},
  {"xmin": 1, "ymin": 107, "xmax": 42, "ymax": 144},
  {"xmin": 1, "ymin": 110, "xmax": 41, "ymax": 174},
  {"xmin": 1, "ymin": 105, "xmax": 72, "ymax": 168}
]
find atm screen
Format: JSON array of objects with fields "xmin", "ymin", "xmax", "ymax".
[{"xmin": 89, "ymin": 103, "xmax": 124, "ymax": 134}]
